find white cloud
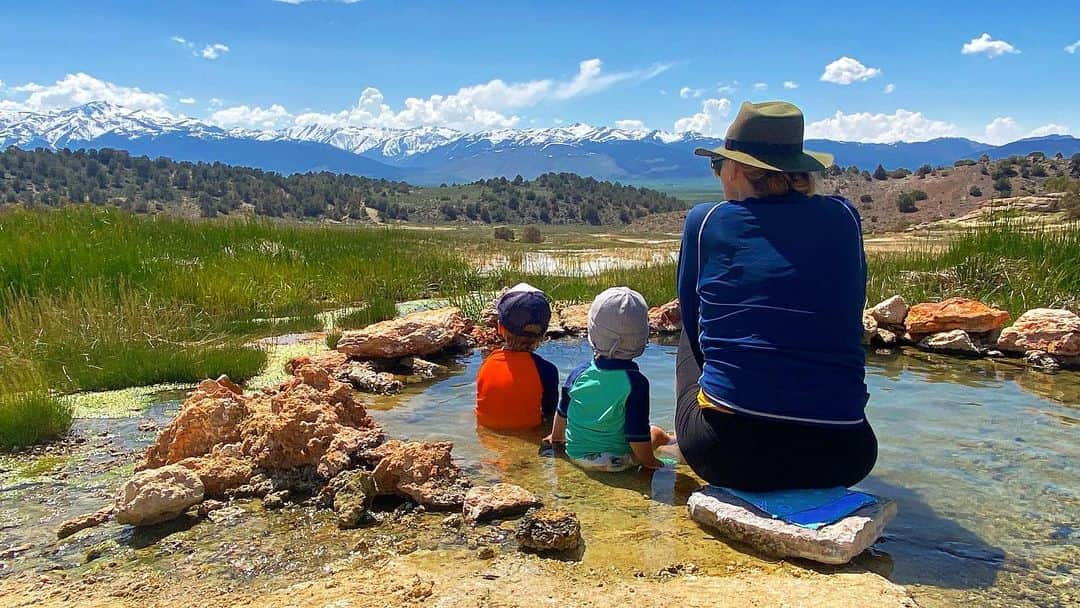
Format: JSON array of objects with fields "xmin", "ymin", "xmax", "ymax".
[
  {"xmin": 961, "ymin": 33, "xmax": 1019, "ymax": 58},
  {"xmin": 2, "ymin": 72, "xmax": 168, "ymax": 113},
  {"xmin": 679, "ymin": 86, "xmax": 703, "ymax": 99},
  {"xmin": 753, "ymin": 82, "xmax": 768, "ymax": 91},
  {"xmin": 179, "ymin": 97, "xmax": 196, "ymax": 105},
  {"xmin": 983, "ymin": 116, "xmax": 1022, "ymax": 144},
  {"xmin": 883, "ymin": 83, "xmax": 896, "ymax": 94},
  {"xmin": 292, "ymin": 58, "xmax": 670, "ymax": 132},
  {"xmin": 200, "ymin": 43, "xmax": 230, "ymax": 60},
  {"xmin": 1066, "ymin": 40, "xmax": 1080, "ymax": 54},
  {"xmin": 170, "ymin": 35, "xmax": 193, "ymax": 48},
  {"xmin": 783, "ymin": 81, "xmax": 799, "ymax": 89},
  {"xmin": 820, "ymin": 57, "xmax": 882, "ymax": 85},
  {"xmin": 716, "ymin": 82, "xmax": 738, "ymax": 95},
  {"xmin": 614, "ymin": 119, "xmax": 648, "ymax": 131},
  {"xmin": 209, "ymin": 97, "xmax": 224, "ymax": 107},
  {"xmin": 806, "ymin": 109, "xmax": 959, "ymax": 143},
  {"xmin": 673, "ymin": 98, "xmax": 732, "ymax": 136},
  {"xmin": 1028, "ymin": 123, "xmax": 1070, "ymax": 137},
  {"xmin": 209, "ymin": 104, "xmax": 292, "ymax": 130}
]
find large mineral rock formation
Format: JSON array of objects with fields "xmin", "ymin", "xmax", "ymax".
[
  {"xmin": 648, "ymin": 299, "xmax": 682, "ymax": 333},
  {"xmin": 336, "ymin": 307, "xmax": 472, "ymax": 359},
  {"xmin": 515, "ymin": 508, "xmax": 582, "ymax": 552},
  {"xmin": 463, "ymin": 484, "xmax": 543, "ymax": 523},
  {"xmin": 175, "ymin": 455, "xmax": 255, "ymax": 499},
  {"xmin": 115, "ymin": 465, "xmax": 204, "ymax": 526},
  {"xmin": 869, "ymin": 295, "xmax": 909, "ymax": 326},
  {"xmin": 369, "ymin": 440, "xmax": 470, "ymax": 510},
  {"xmin": 140, "ymin": 377, "xmax": 250, "ymax": 469},
  {"xmin": 997, "ymin": 308, "xmax": 1080, "ymax": 356},
  {"xmin": 905, "ymin": 298, "xmax": 1010, "ymax": 335},
  {"xmin": 285, "ymin": 350, "xmax": 348, "ymax": 376}
]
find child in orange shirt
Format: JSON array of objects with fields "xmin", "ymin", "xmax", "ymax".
[{"xmin": 475, "ymin": 284, "xmax": 558, "ymax": 431}]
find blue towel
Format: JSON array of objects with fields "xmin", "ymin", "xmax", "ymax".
[{"xmin": 715, "ymin": 486, "xmax": 878, "ymax": 530}]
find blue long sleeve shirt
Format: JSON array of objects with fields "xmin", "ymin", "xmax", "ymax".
[{"xmin": 677, "ymin": 193, "xmax": 869, "ymax": 426}]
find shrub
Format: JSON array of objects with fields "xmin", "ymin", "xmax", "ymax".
[
  {"xmin": 969, "ymin": 185, "xmax": 983, "ymax": 197},
  {"xmin": 954, "ymin": 159, "xmax": 978, "ymax": 167},
  {"xmin": 896, "ymin": 192, "xmax": 921, "ymax": 213},
  {"xmin": 1046, "ymin": 176, "xmax": 1075, "ymax": 193},
  {"xmin": 859, "ymin": 194, "xmax": 873, "ymax": 204},
  {"xmin": 493, "ymin": 227, "xmax": 515, "ymax": 241},
  {"xmin": 911, "ymin": 190, "xmax": 929, "ymax": 201},
  {"xmin": 916, "ymin": 164, "xmax": 933, "ymax": 178},
  {"xmin": 889, "ymin": 168, "xmax": 912, "ymax": 179},
  {"xmin": 872, "ymin": 165, "xmax": 888, "ymax": 180},
  {"xmin": 521, "ymin": 225, "xmax": 543, "ymax": 243},
  {"xmin": 994, "ymin": 177, "xmax": 1013, "ymax": 194}
]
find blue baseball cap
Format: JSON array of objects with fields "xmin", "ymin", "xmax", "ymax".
[{"xmin": 496, "ymin": 283, "xmax": 551, "ymax": 337}]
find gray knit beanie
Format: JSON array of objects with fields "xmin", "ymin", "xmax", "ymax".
[{"xmin": 587, "ymin": 287, "xmax": 650, "ymax": 360}]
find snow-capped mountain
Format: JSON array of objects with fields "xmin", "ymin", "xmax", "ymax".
[{"xmin": 2, "ymin": 102, "xmax": 1079, "ymax": 184}]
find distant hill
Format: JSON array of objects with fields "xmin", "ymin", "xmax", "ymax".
[
  {"xmin": 4, "ymin": 102, "xmax": 1080, "ymax": 185},
  {"xmin": 0, "ymin": 146, "xmax": 685, "ymax": 225}
]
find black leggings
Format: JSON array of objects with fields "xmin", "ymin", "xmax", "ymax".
[{"xmin": 674, "ymin": 331, "xmax": 877, "ymax": 491}]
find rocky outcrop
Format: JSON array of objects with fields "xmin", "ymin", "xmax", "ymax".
[
  {"xmin": 56, "ymin": 506, "xmax": 114, "ymax": 539},
  {"xmin": 905, "ymin": 297, "xmax": 1010, "ymax": 335},
  {"xmin": 330, "ymin": 470, "xmax": 376, "ymax": 529},
  {"xmin": 648, "ymin": 299, "xmax": 682, "ymax": 333},
  {"xmin": 285, "ymin": 350, "xmax": 348, "ymax": 376},
  {"xmin": 115, "ymin": 465, "xmax": 204, "ymax": 526},
  {"xmin": 369, "ymin": 440, "xmax": 470, "ymax": 510},
  {"xmin": 140, "ymin": 377, "xmax": 250, "ymax": 469},
  {"xmin": 400, "ymin": 357, "xmax": 448, "ymax": 379},
  {"xmin": 344, "ymin": 362, "xmax": 404, "ymax": 394},
  {"xmin": 463, "ymin": 484, "xmax": 542, "ymax": 523},
  {"xmin": 336, "ymin": 307, "xmax": 472, "ymax": 359},
  {"xmin": 515, "ymin": 508, "xmax": 582, "ymax": 552},
  {"xmin": 558, "ymin": 304, "xmax": 591, "ymax": 334},
  {"xmin": 869, "ymin": 295, "xmax": 909, "ymax": 326},
  {"xmin": 997, "ymin": 308, "xmax": 1080, "ymax": 356},
  {"xmin": 175, "ymin": 455, "xmax": 255, "ymax": 499},
  {"xmin": 917, "ymin": 330, "xmax": 980, "ymax": 355}
]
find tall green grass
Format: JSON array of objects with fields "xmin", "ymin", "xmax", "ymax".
[{"xmin": 0, "ymin": 361, "xmax": 72, "ymax": 450}]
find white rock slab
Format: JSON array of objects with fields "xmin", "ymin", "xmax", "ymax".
[{"xmin": 687, "ymin": 487, "xmax": 896, "ymax": 565}]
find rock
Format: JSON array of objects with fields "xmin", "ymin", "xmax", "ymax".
[
  {"xmin": 84, "ymin": 540, "xmax": 120, "ymax": 563},
  {"xmin": 56, "ymin": 506, "xmax": 114, "ymax": 539},
  {"xmin": 285, "ymin": 350, "xmax": 348, "ymax": 376},
  {"xmin": 140, "ymin": 377, "xmax": 251, "ymax": 469},
  {"xmin": 207, "ymin": 505, "xmax": 245, "ymax": 526},
  {"xmin": 115, "ymin": 465, "xmax": 204, "ymax": 526},
  {"xmin": 869, "ymin": 295, "xmax": 909, "ymax": 326},
  {"xmin": 336, "ymin": 307, "xmax": 472, "ymax": 359},
  {"xmin": 463, "ymin": 484, "xmax": 543, "ymax": 523},
  {"xmin": 239, "ymin": 366, "xmax": 383, "ymax": 478},
  {"xmin": 861, "ymin": 311, "xmax": 878, "ymax": 345},
  {"xmin": 263, "ymin": 490, "xmax": 289, "ymax": 509},
  {"xmin": 477, "ymin": 546, "xmax": 496, "ymax": 559},
  {"xmin": 917, "ymin": 329, "xmax": 981, "ymax": 355},
  {"xmin": 515, "ymin": 508, "xmax": 582, "ymax": 552},
  {"xmin": 345, "ymin": 362, "xmax": 404, "ymax": 394},
  {"xmin": 442, "ymin": 513, "xmax": 463, "ymax": 528},
  {"xmin": 874, "ymin": 328, "xmax": 900, "ymax": 346},
  {"xmin": 648, "ymin": 299, "xmax": 682, "ymax": 333},
  {"xmin": 400, "ymin": 357, "xmax": 448, "ymax": 379},
  {"xmin": 332, "ymin": 470, "xmax": 376, "ymax": 529},
  {"xmin": 195, "ymin": 499, "xmax": 226, "ymax": 518},
  {"xmin": 687, "ymin": 487, "xmax": 897, "ymax": 565},
  {"xmin": 369, "ymin": 440, "xmax": 470, "ymax": 510},
  {"xmin": 905, "ymin": 298, "xmax": 1010, "ymax": 335},
  {"xmin": 1024, "ymin": 350, "xmax": 1062, "ymax": 372},
  {"xmin": 545, "ymin": 321, "xmax": 568, "ymax": 338},
  {"xmin": 467, "ymin": 326, "xmax": 502, "ymax": 348},
  {"xmin": 175, "ymin": 455, "xmax": 254, "ymax": 499},
  {"xmin": 558, "ymin": 304, "xmax": 591, "ymax": 334},
  {"xmin": 997, "ymin": 308, "xmax": 1080, "ymax": 356}
]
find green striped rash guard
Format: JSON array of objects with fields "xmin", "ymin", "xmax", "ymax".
[{"xmin": 558, "ymin": 358, "xmax": 652, "ymax": 460}]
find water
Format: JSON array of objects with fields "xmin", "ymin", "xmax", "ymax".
[
  {"xmin": 1, "ymin": 341, "xmax": 1077, "ymax": 606},
  {"xmin": 476, "ymin": 248, "xmax": 678, "ymax": 276}
]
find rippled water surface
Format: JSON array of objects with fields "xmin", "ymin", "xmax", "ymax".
[{"xmin": 1, "ymin": 340, "xmax": 1077, "ymax": 607}]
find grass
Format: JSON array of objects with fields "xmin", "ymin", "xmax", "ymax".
[{"xmin": 0, "ymin": 362, "xmax": 72, "ymax": 451}]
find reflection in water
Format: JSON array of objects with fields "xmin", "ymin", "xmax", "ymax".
[{"xmin": 476, "ymin": 248, "xmax": 678, "ymax": 277}]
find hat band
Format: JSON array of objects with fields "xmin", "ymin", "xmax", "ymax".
[{"xmin": 724, "ymin": 138, "xmax": 803, "ymax": 157}]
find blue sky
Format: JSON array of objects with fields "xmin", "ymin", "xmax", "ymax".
[{"xmin": 1, "ymin": 0, "xmax": 1079, "ymax": 143}]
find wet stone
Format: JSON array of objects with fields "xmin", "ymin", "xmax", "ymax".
[
  {"xmin": 515, "ymin": 508, "xmax": 582, "ymax": 553},
  {"xmin": 463, "ymin": 483, "xmax": 542, "ymax": 523},
  {"xmin": 332, "ymin": 470, "xmax": 376, "ymax": 529}
]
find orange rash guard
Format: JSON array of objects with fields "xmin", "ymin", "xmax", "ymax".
[{"xmin": 475, "ymin": 348, "xmax": 558, "ymax": 431}]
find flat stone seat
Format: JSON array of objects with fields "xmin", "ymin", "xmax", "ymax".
[{"xmin": 687, "ymin": 487, "xmax": 897, "ymax": 565}]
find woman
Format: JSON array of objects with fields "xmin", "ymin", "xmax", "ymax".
[{"xmin": 676, "ymin": 101, "xmax": 877, "ymax": 491}]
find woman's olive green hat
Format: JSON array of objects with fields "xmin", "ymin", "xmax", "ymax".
[{"xmin": 694, "ymin": 101, "xmax": 834, "ymax": 172}]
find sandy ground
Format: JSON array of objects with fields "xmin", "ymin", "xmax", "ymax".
[{"xmin": 0, "ymin": 547, "xmax": 918, "ymax": 608}]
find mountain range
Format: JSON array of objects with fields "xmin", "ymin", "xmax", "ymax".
[{"xmin": 3, "ymin": 102, "xmax": 1079, "ymax": 185}]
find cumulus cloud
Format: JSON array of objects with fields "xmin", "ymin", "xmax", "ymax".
[
  {"xmin": 883, "ymin": 83, "xmax": 896, "ymax": 94},
  {"xmin": 679, "ymin": 86, "xmax": 703, "ymax": 99},
  {"xmin": 961, "ymin": 33, "xmax": 1019, "ymax": 58},
  {"xmin": 820, "ymin": 57, "xmax": 881, "ymax": 85},
  {"xmin": 805, "ymin": 109, "xmax": 959, "ymax": 143},
  {"xmin": 292, "ymin": 58, "xmax": 670, "ymax": 131},
  {"xmin": 179, "ymin": 97, "xmax": 196, "ymax": 105},
  {"xmin": 2, "ymin": 72, "xmax": 168, "ymax": 113},
  {"xmin": 209, "ymin": 104, "xmax": 292, "ymax": 130},
  {"xmin": 200, "ymin": 43, "xmax": 230, "ymax": 60},
  {"xmin": 1066, "ymin": 40, "xmax": 1080, "ymax": 54},
  {"xmin": 752, "ymin": 82, "xmax": 768, "ymax": 91},
  {"xmin": 1027, "ymin": 123, "xmax": 1070, "ymax": 137},
  {"xmin": 614, "ymin": 119, "xmax": 648, "ymax": 131},
  {"xmin": 783, "ymin": 81, "xmax": 799, "ymax": 89},
  {"xmin": 673, "ymin": 98, "xmax": 732, "ymax": 136},
  {"xmin": 983, "ymin": 116, "xmax": 1022, "ymax": 144}
]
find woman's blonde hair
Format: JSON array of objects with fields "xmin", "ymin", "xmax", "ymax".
[{"xmin": 715, "ymin": 161, "xmax": 817, "ymax": 197}]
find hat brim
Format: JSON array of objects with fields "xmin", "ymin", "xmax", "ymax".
[{"xmin": 694, "ymin": 146, "xmax": 833, "ymax": 173}]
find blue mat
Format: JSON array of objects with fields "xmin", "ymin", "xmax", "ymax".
[{"xmin": 715, "ymin": 486, "xmax": 878, "ymax": 530}]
